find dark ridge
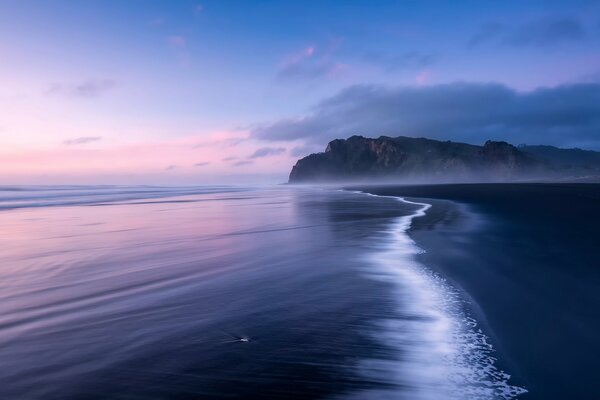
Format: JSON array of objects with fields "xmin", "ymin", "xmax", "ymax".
[{"xmin": 288, "ymin": 135, "xmax": 600, "ymax": 183}]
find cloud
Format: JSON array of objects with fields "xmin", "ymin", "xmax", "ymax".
[
  {"xmin": 278, "ymin": 46, "xmax": 346, "ymax": 81},
  {"xmin": 192, "ymin": 136, "xmax": 246, "ymax": 148},
  {"xmin": 581, "ymin": 70, "xmax": 600, "ymax": 82},
  {"xmin": 290, "ymin": 145, "xmax": 322, "ymax": 157},
  {"xmin": 249, "ymin": 147, "xmax": 286, "ymax": 158},
  {"xmin": 194, "ymin": 162, "xmax": 210, "ymax": 166},
  {"xmin": 468, "ymin": 22, "xmax": 504, "ymax": 47},
  {"xmin": 251, "ymin": 82, "xmax": 600, "ymax": 149},
  {"xmin": 5, "ymin": 132, "xmax": 288, "ymax": 182},
  {"xmin": 507, "ymin": 17, "xmax": 585, "ymax": 47},
  {"xmin": 63, "ymin": 136, "xmax": 102, "ymax": 145},
  {"xmin": 49, "ymin": 79, "xmax": 116, "ymax": 98},
  {"xmin": 362, "ymin": 50, "xmax": 436, "ymax": 72},
  {"xmin": 415, "ymin": 70, "xmax": 432, "ymax": 85},
  {"xmin": 222, "ymin": 156, "xmax": 239, "ymax": 161},
  {"xmin": 194, "ymin": 4, "xmax": 204, "ymax": 14},
  {"xmin": 165, "ymin": 165, "xmax": 178, "ymax": 170},
  {"xmin": 469, "ymin": 17, "xmax": 585, "ymax": 48},
  {"xmin": 233, "ymin": 160, "xmax": 253, "ymax": 167}
]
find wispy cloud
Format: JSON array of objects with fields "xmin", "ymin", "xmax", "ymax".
[
  {"xmin": 468, "ymin": 22, "xmax": 504, "ymax": 47},
  {"xmin": 222, "ymin": 156, "xmax": 239, "ymax": 161},
  {"xmin": 49, "ymin": 79, "xmax": 116, "ymax": 98},
  {"xmin": 233, "ymin": 160, "xmax": 253, "ymax": 167},
  {"xmin": 290, "ymin": 145, "xmax": 321, "ymax": 157},
  {"xmin": 469, "ymin": 17, "xmax": 586, "ymax": 48},
  {"xmin": 195, "ymin": 161, "xmax": 210, "ymax": 166},
  {"xmin": 249, "ymin": 147, "xmax": 286, "ymax": 158},
  {"xmin": 285, "ymin": 46, "xmax": 315, "ymax": 64},
  {"xmin": 63, "ymin": 136, "xmax": 102, "ymax": 146},
  {"xmin": 581, "ymin": 70, "xmax": 600, "ymax": 83},
  {"xmin": 508, "ymin": 17, "xmax": 585, "ymax": 47},
  {"xmin": 362, "ymin": 50, "xmax": 436, "ymax": 72},
  {"xmin": 278, "ymin": 46, "xmax": 347, "ymax": 81},
  {"xmin": 192, "ymin": 136, "xmax": 246, "ymax": 148},
  {"xmin": 415, "ymin": 70, "xmax": 432, "ymax": 85},
  {"xmin": 5, "ymin": 132, "xmax": 287, "ymax": 180}
]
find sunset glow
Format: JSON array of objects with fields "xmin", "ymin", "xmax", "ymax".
[{"xmin": 1, "ymin": 1, "xmax": 599, "ymax": 183}]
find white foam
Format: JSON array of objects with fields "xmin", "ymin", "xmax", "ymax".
[{"xmin": 347, "ymin": 192, "xmax": 527, "ymax": 400}]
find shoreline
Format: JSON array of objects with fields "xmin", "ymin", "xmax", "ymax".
[
  {"xmin": 352, "ymin": 183, "xmax": 600, "ymax": 400},
  {"xmin": 406, "ymin": 196, "xmax": 528, "ymax": 387},
  {"xmin": 352, "ymin": 190, "xmax": 527, "ymax": 399},
  {"xmin": 367, "ymin": 193, "xmax": 527, "ymax": 399}
]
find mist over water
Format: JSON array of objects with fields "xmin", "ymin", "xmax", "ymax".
[{"xmin": 0, "ymin": 186, "xmax": 524, "ymax": 399}]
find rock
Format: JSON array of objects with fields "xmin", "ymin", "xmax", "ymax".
[{"xmin": 288, "ymin": 135, "xmax": 599, "ymax": 183}]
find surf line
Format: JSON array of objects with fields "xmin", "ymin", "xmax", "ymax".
[{"xmin": 348, "ymin": 190, "xmax": 527, "ymax": 400}]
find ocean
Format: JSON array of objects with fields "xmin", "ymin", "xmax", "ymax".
[{"xmin": 0, "ymin": 184, "xmax": 567, "ymax": 399}]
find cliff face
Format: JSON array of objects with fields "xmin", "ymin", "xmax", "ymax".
[
  {"xmin": 520, "ymin": 145, "xmax": 600, "ymax": 170},
  {"xmin": 288, "ymin": 135, "xmax": 580, "ymax": 183}
]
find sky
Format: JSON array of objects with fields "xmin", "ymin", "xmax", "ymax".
[{"xmin": 1, "ymin": 0, "xmax": 599, "ymax": 184}]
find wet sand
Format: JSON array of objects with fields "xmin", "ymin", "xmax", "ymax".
[{"xmin": 352, "ymin": 183, "xmax": 600, "ymax": 400}]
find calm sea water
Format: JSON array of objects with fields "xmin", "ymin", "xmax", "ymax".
[{"xmin": 0, "ymin": 186, "xmax": 525, "ymax": 399}]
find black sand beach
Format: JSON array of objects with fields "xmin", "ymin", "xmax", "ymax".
[{"xmin": 353, "ymin": 183, "xmax": 600, "ymax": 400}]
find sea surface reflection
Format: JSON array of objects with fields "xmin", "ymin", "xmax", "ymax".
[{"xmin": 0, "ymin": 186, "xmax": 522, "ymax": 399}]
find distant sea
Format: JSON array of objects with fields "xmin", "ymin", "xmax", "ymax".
[{"xmin": 1, "ymin": 184, "xmax": 593, "ymax": 399}]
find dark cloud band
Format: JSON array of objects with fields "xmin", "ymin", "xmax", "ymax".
[{"xmin": 252, "ymin": 82, "xmax": 600, "ymax": 149}]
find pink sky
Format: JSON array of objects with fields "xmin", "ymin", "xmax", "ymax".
[
  {"xmin": 0, "ymin": 129, "xmax": 300, "ymax": 184},
  {"xmin": 1, "ymin": 1, "xmax": 598, "ymax": 183}
]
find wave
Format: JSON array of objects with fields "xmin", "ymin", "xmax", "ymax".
[
  {"xmin": 0, "ymin": 185, "xmax": 250, "ymax": 210},
  {"xmin": 348, "ymin": 192, "xmax": 527, "ymax": 400}
]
